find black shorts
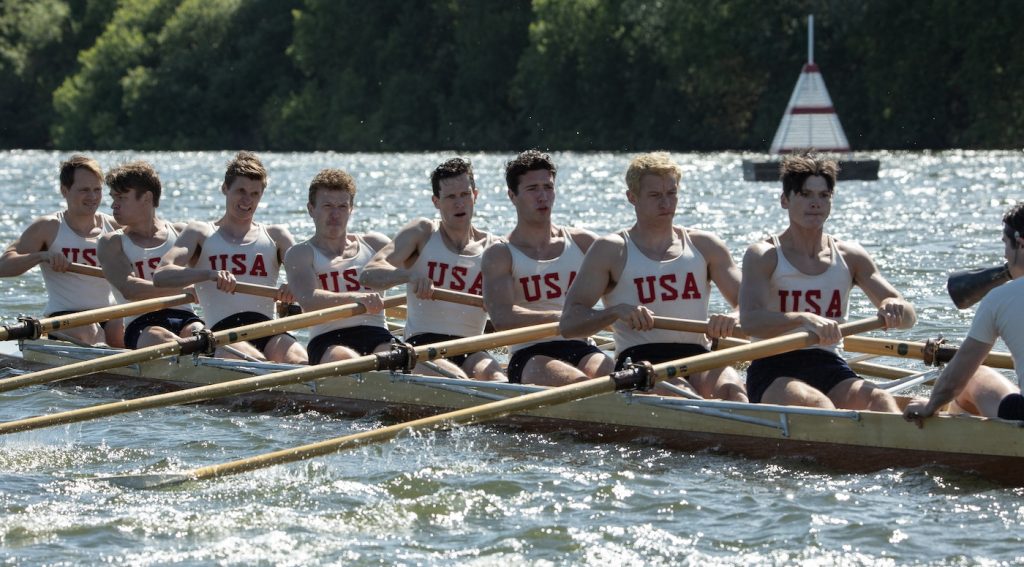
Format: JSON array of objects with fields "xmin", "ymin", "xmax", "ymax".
[
  {"xmin": 998, "ymin": 393, "xmax": 1024, "ymax": 420},
  {"xmin": 307, "ymin": 325, "xmax": 399, "ymax": 364},
  {"xmin": 211, "ymin": 311, "xmax": 294, "ymax": 355},
  {"xmin": 615, "ymin": 343, "xmax": 710, "ymax": 372},
  {"xmin": 48, "ymin": 310, "xmax": 114, "ymax": 330},
  {"xmin": 406, "ymin": 333, "xmax": 470, "ymax": 367},
  {"xmin": 124, "ymin": 308, "xmax": 204, "ymax": 349},
  {"xmin": 746, "ymin": 349, "xmax": 859, "ymax": 404},
  {"xmin": 507, "ymin": 340, "xmax": 605, "ymax": 384}
]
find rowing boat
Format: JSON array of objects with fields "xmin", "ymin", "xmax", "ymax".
[{"xmin": 3, "ymin": 338, "xmax": 1023, "ymax": 484}]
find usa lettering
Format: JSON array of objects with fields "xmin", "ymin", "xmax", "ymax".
[
  {"xmin": 633, "ymin": 273, "xmax": 702, "ymax": 304},
  {"xmin": 133, "ymin": 257, "xmax": 162, "ymax": 279},
  {"xmin": 207, "ymin": 253, "xmax": 269, "ymax": 276},
  {"xmin": 427, "ymin": 261, "xmax": 483, "ymax": 294},
  {"xmin": 519, "ymin": 271, "xmax": 577, "ymax": 302},
  {"xmin": 62, "ymin": 247, "xmax": 98, "ymax": 266},
  {"xmin": 318, "ymin": 268, "xmax": 365, "ymax": 292},
  {"xmin": 778, "ymin": 289, "xmax": 843, "ymax": 317}
]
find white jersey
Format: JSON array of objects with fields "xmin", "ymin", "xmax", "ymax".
[
  {"xmin": 42, "ymin": 211, "xmax": 116, "ymax": 315},
  {"xmin": 404, "ymin": 221, "xmax": 499, "ymax": 338},
  {"xmin": 604, "ymin": 229, "xmax": 711, "ymax": 353},
  {"xmin": 507, "ymin": 227, "xmax": 585, "ymax": 354},
  {"xmin": 968, "ymin": 276, "xmax": 1024, "ymax": 382},
  {"xmin": 193, "ymin": 223, "xmax": 280, "ymax": 327},
  {"xmin": 762, "ymin": 234, "xmax": 853, "ymax": 353},
  {"xmin": 114, "ymin": 222, "xmax": 195, "ymax": 327},
  {"xmin": 306, "ymin": 235, "xmax": 385, "ymax": 337}
]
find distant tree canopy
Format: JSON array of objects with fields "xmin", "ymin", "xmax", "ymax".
[{"xmin": 0, "ymin": 0, "xmax": 1021, "ymax": 151}]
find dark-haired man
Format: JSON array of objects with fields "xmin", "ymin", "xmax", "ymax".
[
  {"xmin": 361, "ymin": 157, "xmax": 505, "ymax": 381},
  {"xmin": 739, "ymin": 151, "xmax": 915, "ymax": 411},
  {"xmin": 905, "ymin": 203, "xmax": 1024, "ymax": 424},
  {"xmin": 482, "ymin": 150, "xmax": 613, "ymax": 386},
  {"xmin": 154, "ymin": 151, "xmax": 307, "ymax": 363},
  {"xmin": 285, "ymin": 168, "xmax": 395, "ymax": 364},
  {"xmin": 97, "ymin": 161, "xmax": 203, "ymax": 349},
  {"xmin": 0, "ymin": 155, "xmax": 123, "ymax": 346}
]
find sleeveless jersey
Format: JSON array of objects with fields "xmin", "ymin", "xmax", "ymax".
[
  {"xmin": 968, "ymin": 276, "xmax": 1024, "ymax": 382},
  {"xmin": 193, "ymin": 223, "xmax": 280, "ymax": 327},
  {"xmin": 507, "ymin": 227, "xmax": 585, "ymax": 354},
  {"xmin": 307, "ymin": 235, "xmax": 386, "ymax": 337},
  {"xmin": 42, "ymin": 211, "xmax": 116, "ymax": 315},
  {"xmin": 763, "ymin": 234, "xmax": 853, "ymax": 353},
  {"xmin": 404, "ymin": 221, "xmax": 499, "ymax": 338},
  {"xmin": 114, "ymin": 222, "xmax": 196, "ymax": 327},
  {"xmin": 604, "ymin": 229, "xmax": 711, "ymax": 354}
]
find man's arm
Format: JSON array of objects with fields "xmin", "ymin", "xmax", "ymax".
[
  {"xmin": 560, "ymin": 235, "xmax": 645, "ymax": 338},
  {"xmin": 566, "ymin": 227, "xmax": 598, "ymax": 253},
  {"xmin": 691, "ymin": 230, "xmax": 741, "ymax": 338},
  {"xmin": 904, "ymin": 337, "xmax": 993, "ymax": 421},
  {"xmin": 360, "ymin": 219, "xmax": 430, "ymax": 293},
  {"xmin": 153, "ymin": 222, "xmax": 213, "ymax": 288},
  {"xmin": 842, "ymin": 240, "xmax": 916, "ymax": 330},
  {"xmin": 739, "ymin": 241, "xmax": 842, "ymax": 344},
  {"xmin": 482, "ymin": 243, "xmax": 561, "ymax": 331},
  {"xmin": 0, "ymin": 216, "xmax": 64, "ymax": 276},
  {"xmin": 97, "ymin": 233, "xmax": 185, "ymax": 300},
  {"xmin": 283, "ymin": 243, "xmax": 383, "ymax": 314}
]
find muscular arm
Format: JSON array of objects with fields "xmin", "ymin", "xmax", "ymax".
[
  {"xmin": 97, "ymin": 233, "xmax": 184, "ymax": 300},
  {"xmin": 843, "ymin": 240, "xmax": 917, "ymax": 330},
  {"xmin": 0, "ymin": 217, "xmax": 62, "ymax": 277},
  {"xmin": 153, "ymin": 222, "xmax": 213, "ymax": 288},
  {"xmin": 560, "ymin": 236, "xmax": 634, "ymax": 338},
  {"xmin": 482, "ymin": 244, "xmax": 561, "ymax": 330},
  {"xmin": 360, "ymin": 219, "xmax": 430, "ymax": 291},
  {"xmin": 283, "ymin": 243, "xmax": 381, "ymax": 312},
  {"xmin": 691, "ymin": 230, "xmax": 741, "ymax": 307},
  {"xmin": 910, "ymin": 337, "xmax": 993, "ymax": 417}
]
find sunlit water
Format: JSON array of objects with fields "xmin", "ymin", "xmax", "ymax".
[{"xmin": 0, "ymin": 149, "xmax": 1022, "ymax": 565}]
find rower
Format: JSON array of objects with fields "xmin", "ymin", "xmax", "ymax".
[
  {"xmin": 284, "ymin": 168, "xmax": 397, "ymax": 364},
  {"xmin": 739, "ymin": 151, "xmax": 915, "ymax": 411},
  {"xmin": 560, "ymin": 152, "xmax": 747, "ymax": 401},
  {"xmin": 153, "ymin": 151, "xmax": 307, "ymax": 363},
  {"xmin": 0, "ymin": 155, "xmax": 124, "ymax": 347},
  {"xmin": 482, "ymin": 150, "xmax": 613, "ymax": 386},
  {"xmin": 904, "ymin": 203, "xmax": 1024, "ymax": 423},
  {"xmin": 97, "ymin": 162, "xmax": 203, "ymax": 349},
  {"xmin": 360, "ymin": 157, "xmax": 506, "ymax": 381}
]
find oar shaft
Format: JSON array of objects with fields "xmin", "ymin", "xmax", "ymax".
[
  {"xmin": 0, "ymin": 293, "xmax": 194, "ymax": 341},
  {"xmin": 68, "ymin": 262, "xmax": 281, "ymax": 299},
  {"xmin": 843, "ymin": 336, "xmax": 1014, "ymax": 369},
  {"xmin": 160, "ymin": 316, "xmax": 883, "ymax": 485},
  {"xmin": 651, "ymin": 316, "xmax": 750, "ymax": 339},
  {"xmin": 0, "ymin": 322, "xmax": 559, "ymax": 435}
]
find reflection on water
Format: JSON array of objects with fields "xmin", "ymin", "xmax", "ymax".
[{"xmin": 0, "ymin": 150, "xmax": 1022, "ymax": 564}]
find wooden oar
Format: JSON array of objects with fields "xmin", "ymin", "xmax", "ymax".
[
  {"xmin": 843, "ymin": 335, "xmax": 1014, "ymax": 369},
  {"xmin": 0, "ymin": 320, "xmax": 560, "ymax": 436},
  {"xmin": 105, "ymin": 316, "xmax": 884, "ymax": 489},
  {"xmin": 67, "ymin": 262, "xmax": 282, "ymax": 299},
  {"xmin": 0, "ymin": 293, "xmax": 410, "ymax": 394}
]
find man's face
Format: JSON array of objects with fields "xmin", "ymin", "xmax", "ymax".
[
  {"xmin": 782, "ymin": 175, "xmax": 832, "ymax": 228},
  {"xmin": 222, "ymin": 177, "xmax": 265, "ymax": 222},
  {"xmin": 61, "ymin": 168, "xmax": 103, "ymax": 214},
  {"xmin": 510, "ymin": 169, "xmax": 556, "ymax": 221},
  {"xmin": 109, "ymin": 188, "xmax": 148, "ymax": 226},
  {"xmin": 308, "ymin": 189, "xmax": 353, "ymax": 236},
  {"xmin": 628, "ymin": 173, "xmax": 679, "ymax": 222},
  {"xmin": 433, "ymin": 173, "xmax": 477, "ymax": 226}
]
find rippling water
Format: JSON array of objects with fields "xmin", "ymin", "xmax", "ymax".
[{"xmin": 0, "ymin": 150, "xmax": 1022, "ymax": 565}]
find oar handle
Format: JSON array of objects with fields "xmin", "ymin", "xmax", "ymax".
[
  {"xmin": 429, "ymin": 288, "xmax": 484, "ymax": 308},
  {"xmin": 947, "ymin": 263, "xmax": 1010, "ymax": 309},
  {"xmin": 651, "ymin": 316, "xmax": 750, "ymax": 339},
  {"xmin": 68, "ymin": 262, "xmax": 281, "ymax": 299}
]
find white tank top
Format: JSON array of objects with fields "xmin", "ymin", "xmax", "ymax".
[
  {"xmin": 604, "ymin": 229, "xmax": 711, "ymax": 353},
  {"xmin": 404, "ymin": 221, "xmax": 499, "ymax": 338},
  {"xmin": 765, "ymin": 234, "xmax": 853, "ymax": 353},
  {"xmin": 507, "ymin": 227, "xmax": 585, "ymax": 353},
  {"xmin": 193, "ymin": 223, "xmax": 280, "ymax": 327},
  {"xmin": 42, "ymin": 211, "xmax": 116, "ymax": 315},
  {"xmin": 114, "ymin": 222, "xmax": 195, "ymax": 326},
  {"xmin": 307, "ymin": 235, "xmax": 386, "ymax": 337}
]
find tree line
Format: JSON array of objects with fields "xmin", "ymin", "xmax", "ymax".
[{"xmin": 1, "ymin": 0, "xmax": 1021, "ymax": 151}]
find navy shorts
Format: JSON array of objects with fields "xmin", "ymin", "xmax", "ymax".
[
  {"xmin": 507, "ymin": 340, "xmax": 606, "ymax": 384},
  {"xmin": 48, "ymin": 310, "xmax": 114, "ymax": 330},
  {"xmin": 746, "ymin": 349, "xmax": 859, "ymax": 404},
  {"xmin": 406, "ymin": 333, "xmax": 471, "ymax": 367},
  {"xmin": 307, "ymin": 325, "xmax": 399, "ymax": 364},
  {"xmin": 998, "ymin": 393, "xmax": 1024, "ymax": 420},
  {"xmin": 124, "ymin": 308, "xmax": 203, "ymax": 349},
  {"xmin": 615, "ymin": 343, "xmax": 710, "ymax": 372},
  {"xmin": 211, "ymin": 311, "xmax": 294, "ymax": 355}
]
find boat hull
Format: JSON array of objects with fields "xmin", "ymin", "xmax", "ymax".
[{"xmin": 7, "ymin": 340, "xmax": 1024, "ymax": 484}]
